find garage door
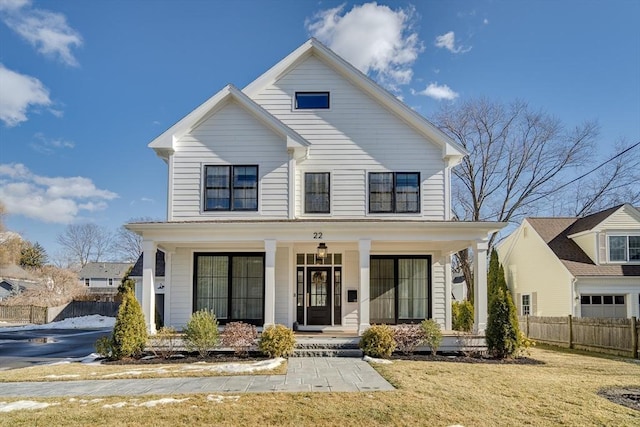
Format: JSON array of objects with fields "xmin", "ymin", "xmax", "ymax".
[{"xmin": 580, "ymin": 295, "xmax": 626, "ymax": 318}]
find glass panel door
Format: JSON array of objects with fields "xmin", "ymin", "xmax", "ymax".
[{"xmin": 307, "ymin": 267, "xmax": 332, "ymax": 325}]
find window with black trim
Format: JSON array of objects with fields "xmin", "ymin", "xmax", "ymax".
[
  {"xmin": 295, "ymin": 92, "xmax": 330, "ymax": 109},
  {"xmin": 369, "ymin": 172, "xmax": 420, "ymax": 213},
  {"xmin": 193, "ymin": 253, "xmax": 264, "ymax": 325},
  {"xmin": 204, "ymin": 165, "xmax": 258, "ymax": 211},
  {"xmin": 305, "ymin": 172, "xmax": 330, "ymax": 213}
]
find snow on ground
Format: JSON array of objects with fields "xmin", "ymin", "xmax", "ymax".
[
  {"xmin": 0, "ymin": 400, "xmax": 60, "ymax": 412},
  {"xmin": 207, "ymin": 395, "xmax": 240, "ymax": 403},
  {"xmin": 0, "ymin": 315, "xmax": 115, "ymax": 332},
  {"xmin": 363, "ymin": 355, "xmax": 393, "ymax": 364},
  {"xmin": 103, "ymin": 397, "xmax": 190, "ymax": 409}
]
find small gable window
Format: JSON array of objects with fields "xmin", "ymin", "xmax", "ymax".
[
  {"xmin": 295, "ymin": 92, "xmax": 330, "ymax": 109},
  {"xmin": 204, "ymin": 165, "xmax": 258, "ymax": 211}
]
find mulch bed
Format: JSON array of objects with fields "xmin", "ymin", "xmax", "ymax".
[
  {"xmin": 103, "ymin": 352, "xmax": 267, "ymax": 365},
  {"xmin": 598, "ymin": 387, "xmax": 640, "ymax": 412},
  {"xmin": 389, "ymin": 353, "xmax": 544, "ymax": 365}
]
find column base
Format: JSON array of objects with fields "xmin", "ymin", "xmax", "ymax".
[{"xmin": 357, "ymin": 323, "xmax": 371, "ymax": 336}]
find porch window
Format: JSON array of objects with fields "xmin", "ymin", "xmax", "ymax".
[
  {"xmin": 204, "ymin": 165, "xmax": 258, "ymax": 211},
  {"xmin": 370, "ymin": 256, "xmax": 431, "ymax": 324},
  {"xmin": 305, "ymin": 172, "xmax": 330, "ymax": 213},
  {"xmin": 369, "ymin": 172, "xmax": 420, "ymax": 213},
  {"xmin": 193, "ymin": 253, "xmax": 264, "ymax": 325}
]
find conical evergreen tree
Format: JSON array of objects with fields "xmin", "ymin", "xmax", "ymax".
[{"xmin": 111, "ymin": 288, "xmax": 148, "ymax": 359}]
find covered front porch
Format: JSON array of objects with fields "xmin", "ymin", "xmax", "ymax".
[{"xmin": 127, "ymin": 220, "xmax": 504, "ymax": 336}]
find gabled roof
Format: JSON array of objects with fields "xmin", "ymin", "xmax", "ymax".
[
  {"xmin": 243, "ymin": 38, "xmax": 467, "ymax": 164},
  {"xmin": 525, "ymin": 207, "xmax": 640, "ymax": 277},
  {"xmin": 0, "ymin": 263, "xmax": 36, "ymax": 281},
  {"xmin": 130, "ymin": 250, "xmax": 165, "ymax": 277},
  {"xmin": 78, "ymin": 262, "xmax": 133, "ymax": 279},
  {"xmin": 149, "ymin": 84, "xmax": 309, "ymax": 162}
]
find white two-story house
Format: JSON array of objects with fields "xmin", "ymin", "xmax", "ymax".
[{"xmin": 127, "ymin": 39, "xmax": 504, "ymax": 335}]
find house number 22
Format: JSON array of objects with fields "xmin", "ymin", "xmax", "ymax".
[{"xmin": 313, "ymin": 232, "xmax": 323, "ymax": 239}]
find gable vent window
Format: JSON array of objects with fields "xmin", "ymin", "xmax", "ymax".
[
  {"xmin": 295, "ymin": 92, "xmax": 330, "ymax": 109},
  {"xmin": 204, "ymin": 165, "xmax": 258, "ymax": 211}
]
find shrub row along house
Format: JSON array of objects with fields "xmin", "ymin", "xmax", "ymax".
[
  {"xmin": 126, "ymin": 39, "xmax": 505, "ymax": 334},
  {"xmin": 498, "ymin": 204, "xmax": 640, "ymax": 318}
]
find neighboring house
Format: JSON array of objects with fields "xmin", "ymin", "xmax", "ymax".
[
  {"xmin": 78, "ymin": 262, "xmax": 133, "ymax": 299},
  {"xmin": 127, "ymin": 38, "xmax": 505, "ymax": 334},
  {"xmin": 497, "ymin": 204, "xmax": 640, "ymax": 319},
  {"xmin": 0, "ymin": 264, "xmax": 39, "ymax": 301}
]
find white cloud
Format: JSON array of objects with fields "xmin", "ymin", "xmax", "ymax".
[
  {"xmin": 414, "ymin": 83, "xmax": 459, "ymax": 101},
  {"xmin": 483, "ymin": 18, "xmax": 489, "ymax": 25},
  {"xmin": 0, "ymin": 163, "xmax": 117, "ymax": 224},
  {"xmin": 306, "ymin": 2, "xmax": 423, "ymax": 92},
  {"xmin": 0, "ymin": 63, "xmax": 52, "ymax": 127},
  {"xmin": 30, "ymin": 132, "xmax": 75, "ymax": 154},
  {"xmin": 434, "ymin": 31, "xmax": 471, "ymax": 54},
  {"xmin": 0, "ymin": 0, "xmax": 82, "ymax": 66}
]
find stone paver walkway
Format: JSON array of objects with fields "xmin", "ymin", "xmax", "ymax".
[{"xmin": 0, "ymin": 357, "xmax": 394, "ymax": 397}]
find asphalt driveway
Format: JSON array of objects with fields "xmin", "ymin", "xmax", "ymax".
[{"xmin": 0, "ymin": 327, "xmax": 112, "ymax": 370}]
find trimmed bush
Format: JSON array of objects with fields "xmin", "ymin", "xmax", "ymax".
[
  {"xmin": 359, "ymin": 324, "xmax": 396, "ymax": 359},
  {"xmin": 150, "ymin": 326, "xmax": 179, "ymax": 359},
  {"xmin": 393, "ymin": 324, "xmax": 425, "ymax": 355},
  {"xmin": 420, "ymin": 319, "xmax": 443, "ymax": 356},
  {"xmin": 221, "ymin": 322, "xmax": 258, "ymax": 356},
  {"xmin": 259, "ymin": 324, "xmax": 296, "ymax": 358},
  {"xmin": 96, "ymin": 288, "xmax": 148, "ymax": 360},
  {"xmin": 184, "ymin": 310, "xmax": 219, "ymax": 357},
  {"xmin": 452, "ymin": 300, "xmax": 474, "ymax": 332},
  {"xmin": 486, "ymin": 288, "xmax": 520, "ymax": 359}
]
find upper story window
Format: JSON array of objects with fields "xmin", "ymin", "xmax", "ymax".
[
  {"xmin": 608, "ymin": 235, "xmax": 640, "ymax": 262},
  {"xmin": 369, "ymin": 172, "xmax": 420, "ymax": 214},
  {"xmin": 305, "ymin": 172, "xmax": 330, "ymax": 214},
  {"xmin": 204, "ymin": 165, "xmax": 258, "ymax": 211},
  {"xmin": 295, "ymin": 92, "xmax": 330, "ymax": 109}
]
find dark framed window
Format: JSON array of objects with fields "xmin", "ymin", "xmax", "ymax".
[
  {"xmin": 370, "ymin": 255, "xmax": 431, "ymax": 324},
  {"xmin": 204, "ymin": 165, "xmax": 258, "ymax": 211},
  {"xmin": 305, "ymin": 172, "xmax": 330, "ymax": 213},
  {"xmin": 193, "ymin": 253, "xmax": 264, "ymax": 325},
  {"xmin": 369, "ymin": 172, "xmax": 420, "ymax": 213},
  {"xmin": 295, "ymin": 92, "xmax": 330, "ymax": 109}
]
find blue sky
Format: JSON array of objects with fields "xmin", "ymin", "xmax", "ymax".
[{"xmin": 1, "ymin": 0, "xmax": 639, "ymax": 261}]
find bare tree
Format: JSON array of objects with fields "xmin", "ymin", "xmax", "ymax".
[
  {"xmin": 112, "ymin": 217, "xmax": 155, "ymax": 262},
  {"xmin": 432, "ymin": 98, "xmax": 638, "ymax": 299},
  {"xmin": 56, "ymin": 223, "xmax": 114, "ymax": 268}
]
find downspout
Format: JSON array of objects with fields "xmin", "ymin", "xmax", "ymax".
[{"xmin": 570, "ymin": 277, "xmax": 578, "ymax": 317}]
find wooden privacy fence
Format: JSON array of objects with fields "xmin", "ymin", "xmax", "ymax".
[
  {"xmin": 520, "ymin": 315, "xmax": 639, "ymax": 359},
  {"xmin": 0, "ymin": 301, "xmax": 120, "ymax": 325},
  {"xmin": 0, "ymin": 305, "xmax": 47, "ymax": 324}
]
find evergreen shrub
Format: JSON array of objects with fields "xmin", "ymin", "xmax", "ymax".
[
  {"xmin": 258, "ymin": 324, "xmax": 296, "ymax": 358},
  {"xmin": 420, "ymin": 319, "xmax": 443, "ymax": 356},
  {"xmin": 452, "ymin": 300, "xmax": 474, "ymax": 332},
  {"xmin": 359, "ymin": 324, "xmax": 396, "ymax": 358},
  {"xmin": 184, "ymin": 310, "xmax": 219, "ymax": 357}
]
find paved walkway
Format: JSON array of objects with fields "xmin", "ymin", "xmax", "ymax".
[{"xmin": 0, "ymin": 357, "xmax": 394, "ymax": 397}]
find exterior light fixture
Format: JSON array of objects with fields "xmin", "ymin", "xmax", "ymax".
[{"xmin": 316, "ymin": 242, "xmax": 328, "ymax": 260}]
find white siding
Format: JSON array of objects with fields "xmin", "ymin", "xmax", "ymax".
[
  {"xmin": 170, "ymin": 100, "xmax": 290, "ymax": 220},
  {"xmin": 275, "ymin": 247, "xmax": 290, "ymax": 325},
  {"xmin": 596, "ymin": 207, "xmax": 640, "ymax": 231},
  {"xmin": 251, "ymin": 55, "xmax": 446, "ymax": 220},
  {"xmin": 431, "ymin": 258, "xmax": 446, "ymax": 327},
  {"xmin": 342, "ymin": 250, "xmax": 359, "ymax": 328},
  {"xmin": 169, "ymin": 248, "xmax": 192, "ymax": 329}
]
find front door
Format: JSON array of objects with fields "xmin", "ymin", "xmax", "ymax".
[{"xmin": 307, "ymin": 267, "xmax": 332, "ymax": 325}]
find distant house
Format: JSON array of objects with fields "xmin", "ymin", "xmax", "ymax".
[
  {"xmin": 497, "ymin": 204, "xmax": 640, "ymax": 319},
  {"xmin": 0, "ymin": 264, "xmax": 39, "ymax": 301},
  {"xmin": 78, "ymin": 262, "xmax": 133, "ymax": 300}
]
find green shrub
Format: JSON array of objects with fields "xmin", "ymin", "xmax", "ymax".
[
  {"xmin": 95, "ymin": 335, "xmax": 115, "ymax": 359},
  {"xmin": 184, "ymin": 310, "xmax": 219, "ymax": 357},
  {"xmin": 452, "ymin": 300, "xmax": 474, "ymax": 332},
  {"xmin": 221, "ymin": 322, "xmax": 258, "ymax": 356},
  {"xmin": 258, "ymin": 324, "xmax": 296, "ymax": 358},
  {"xmin": 108, "ymin": 289, "xmax": 148, "ymax": 359},
  {"xmin": 359, "ymin": 324, "xmax": 396, "ymax": 359},
  {"xmin": 420, "ymin": 319, "xmax": 443, "ymax": 356},
  {"xmin": 393, "ymin": 324, "xmax": 425, "ymax": 355},
  {"xmin": 486, "ymin": 288, "xmax": 520, "ymax": 359},
  {"xmin": 150, "ymin": 326, "xmax": 178, "ymax": 359}
]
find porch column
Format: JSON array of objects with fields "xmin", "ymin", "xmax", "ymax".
[
  {"xmin": 444, "ymin": 254, "xmax": 452, "ymax": 331},
  {"xmin": 141, "ymin": 240, "xmax": 157, "ymax": 334},
  {"xmin": 358, "ymin": 239, "xmax": 371, "ymax": 335},
  {"xmin": 263, "ymin": 239, "xmax": 276, "ymax": 328},
  {"xmin": 473, "ymin": 239, "xmax": 489, "ymax": 335}
]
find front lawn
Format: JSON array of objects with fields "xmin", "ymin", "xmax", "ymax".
[{"xmin": 1, "ymin": 348, "xmax": 638, "ymax": 426}]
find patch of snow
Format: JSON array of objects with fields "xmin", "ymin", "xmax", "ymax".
[
  {"xmin": 0, "ymin": 400, "xmax": 60, "ymax": 412},
  {"xmin": 363, "ymin": 355, "xmax": 393, "ymax": 364},
  {"xmin": 102, "ymin": 402, "xmax": 128, "ymax": 409},
  {"xmin": 44, "ymin": 374, "xmax": 80, "ymax": 379},
  {"xmin": 207, "ymin": 395, "xmax": 240, "ymax": 404},
  {"xmin": 101, "ymin": 367, "xmax": 171, "ymax": 378},
  {"xmin": 181, "ymin": 357, "xmax": 284, "ymax": 373},
  {"xmin": 0, "ymin": 315, "xmax": 115, "ymax": 332},
  {"xmin": 138, "ymin": 398, "xmax": 190, "ymax": 408}
]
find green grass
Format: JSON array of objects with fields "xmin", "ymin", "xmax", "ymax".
[{"xmin": 1, "ymin": 348, "xmax": 638, "ymax": 426}]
